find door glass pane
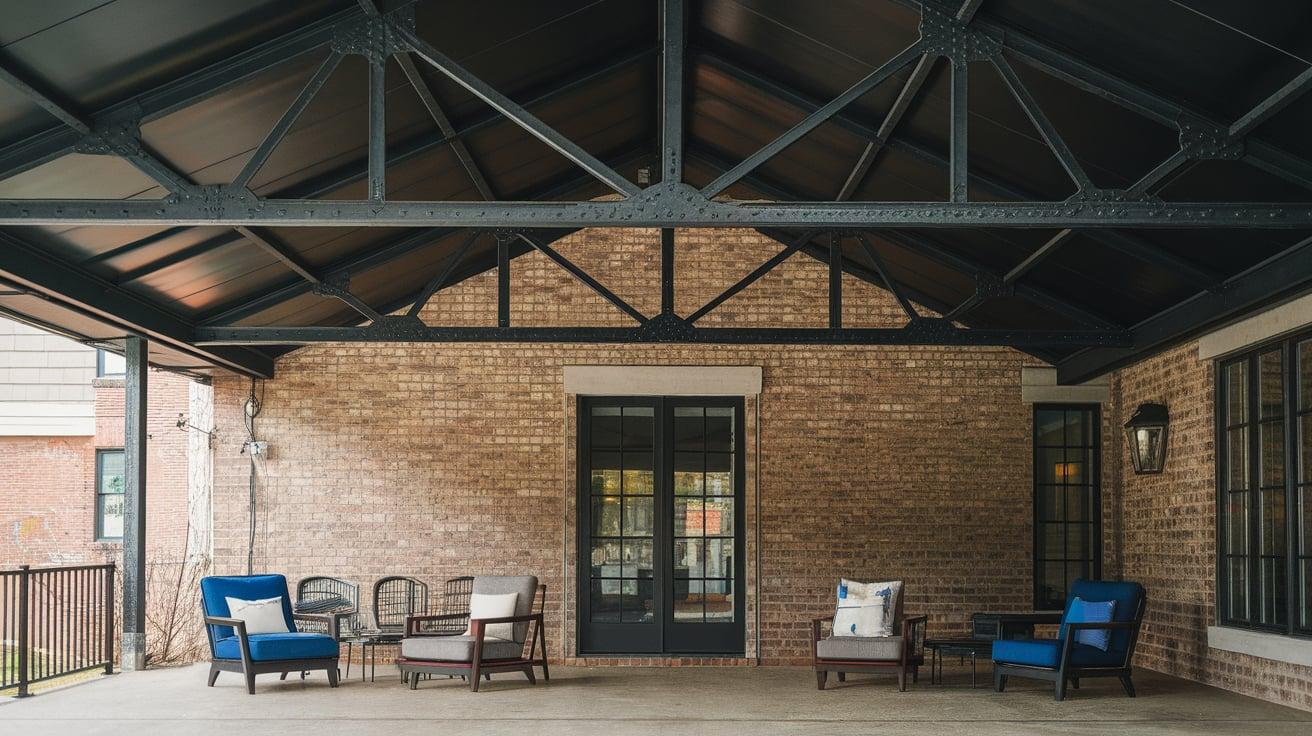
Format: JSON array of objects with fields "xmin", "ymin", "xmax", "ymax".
[
  {"xmin": 707, "ymin": 497, "xmax": 734, "ymax": 536},
  {"xmin": 1227, "ymin": 428, "xmax": 1248, "ymax": 490},
  {"xmin": 674, "ymin": 580, "xmax": 703, "ymax": 621},
  {"xmin": 674, "ymin": 538, "xmax": 704, "ymax": 578},
  {"xmin": 1228, "ymin": 556, "xmax": 1249, "ymax": 621},
  {"xmin": 590, "ymin": 580, "xmax": 622, "ymax": 623},
  {"xmin": 623, "ymin": 496, "xmax": 654, "ymax": 535},
  {"xmin": 674, "ymin": 452, "xmax": 703, "ymax": 494},
  {"xmin": 705, "ymin": 407, "xmax": 734, "ymax": 452},
  {"xmin": 590, "ymin": 539, "xmax": 621, "ymax": 577},
  {"xmin": 591, "ymin": 452, "xmax": 621, "ymax": 495},
  {"xmin": 98, "ymin": 494, "xmax": 124, "ymax": 539},
  {"xmin": 1227, "ymin": 492, "xmax": 1249, "ymax": 555},
  {"xmin": 1260, "ymin": 556, "xmax": 1287, "ymax": 626},
  {"xmin": 705, "ymin": 580, "xmax": 733, "ymax": 622},
  {"xmin": 706, "ymin": 537, "xmax": 734, "ymax": 578},
  {"xmin": 1301, "ymin": 414, "xmax": 1312, "ymax": 485},
  {"xmin": 673, "ymin": 407, "xmax": 704, "ymax": 450},
  {"xmin": 1259, "ymin": 350, "xmax": 1284, "ymax": 419},
  {"xmin": 622, "ymin": 406, "xmax": 654, "ymax": 447},
  {"xmin": 623, "ymin": 451, "xmax": 653, "ymax": 494},
  {"xmin": 592, "ymin": 407, "xmax": 621, "ymax": 448},
  {"xmin": 1261, "ymin": 421, "xmax": 1286, "ymax": 487},
  {"xmin": 1033, "ymin": 406, "xmax": 1099, "ymax": 609},
  {"xmin": 1261, "ymin": 488, "xmax": 1287, "ymax": 556},
  {"xmin": 622, "ymin": 540, "xmax": 653, "ymax": 579},
  {"xmin": 1227, "ymin": 361, "xmax": 1248, "ymax": 425},
  {"xmin": 623, "ymin": 579, "xmax": 654, "ymax": 623},
  {"xmin": 1063, "ymin": 410, "xmax": 1087, "ymax": 446},
  {"xmin": 674, "ymin": 498, "xmax": 704, "ymax": 536},
  {"xmin": 592, "ymin": 498, "xmax": 620, "ymax": 536}
]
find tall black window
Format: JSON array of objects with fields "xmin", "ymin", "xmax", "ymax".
[
  {"xmin": 1218, "ymin": 330, "xmax": 1312, "ymax": 635},
  {"xmin": 96, "ymin": 449, "xmax": 125, "ymax": 541},
  {"xmin": 1033, "ymin": 404, "xmax": 1102, "ymax": 610}
]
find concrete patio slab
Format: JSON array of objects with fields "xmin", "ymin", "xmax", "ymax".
[{"xmin": 1, "ymin": 664, "xmax": 1309, "ymax": 735}]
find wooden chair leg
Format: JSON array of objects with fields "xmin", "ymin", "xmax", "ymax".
[
  {"xmin": 1054, "ymin": 678, "xmax": 1066, "ymax": 702},
  {"xmin": 836, "ymin": 672, "xmax": 845, "ymax": 682},
  {"xmin": 470, "ymin": 661, "xmax": 482, "ymax": 692},
  {"xmin": 409, "ymin": 671, "xmax": 419, "ymax": 690},
  {"xmin": 207, "ymin": 665, "xmax": 220, "ymax": 687},
  {"xmin": 1119, "ymin": 674, "xmax": 1136, "ymax": 698},
  {"xmin": 897, "ymin": 668, "xmax": 907, "ymax": 692},
  {"xmin": 815, "ymin": 670, "xmax": 827, "ymax": 690},
  {"xmin": 994, "ymin": 671, "xmax": 1007, "ymax": 692},
  {"xmin": 279, "ymin": 672, "xmax": 289, "ymax": 681},
  {"xmin": 1070, "ymin": 677, "xmax": 1079, "ymax": 689},
  {"xmin": 326, "ymin": 665, "xmax": 339, "ymax": 688},
  {"xmin": 524, "ymin": 666, "xmax": 536, "ymax": 685},
  {"xmin": 244, "ymin": 670, "xmax": 256, "ymax": 695}
]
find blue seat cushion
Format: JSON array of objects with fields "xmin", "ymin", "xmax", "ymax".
[
  {"xmin": 215, "ymin": 632, "xmax": 339, "ymax": 661},
  {"xmin": 991, "ymin": 638, "xmax": 1122, "ymax": 669}
]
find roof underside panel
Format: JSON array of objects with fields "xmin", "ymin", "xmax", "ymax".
[{"xmin": 0, "ymin": 0, "xmax": 1308, "ymax": 378}]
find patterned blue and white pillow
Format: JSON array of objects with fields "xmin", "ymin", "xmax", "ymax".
[{"xmin": 833, "ymin": 579, "xmax": 901, "ymax": 637}]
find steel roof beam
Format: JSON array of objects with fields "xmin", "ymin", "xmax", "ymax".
[
  {"xmin": 0, "ymin": 7, "xmax": 361, "ymax": 183},
  {"xmin": 395, "ymin": 26, "xmax": 641, "ymax": 197},
  {"xmin": 0, "ymin": 232, "xmax": 272, "ymax": 377},
  {"xmin": 702, "ymin": 42, "xmax": 923, "ymax": 198},
  {"xmin": 661, "ymin": 0, "xmax": 686, "ymax": 185},
  {"xmin": 1056, "ymin": 234, "xmax": 1312, "ymax": 384},
  {"xmin": 195, "ymin": 322, "xmax": 1129, "ymax": 348}
]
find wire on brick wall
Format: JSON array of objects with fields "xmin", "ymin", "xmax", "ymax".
[{"xmin": 243, "ymin": 377, "xmax": 264, "ymax": 575}]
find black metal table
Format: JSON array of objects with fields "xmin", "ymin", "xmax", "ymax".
[
  {"xmin": 925, "ymin": 638, "xmax": 994, "ymax": 687},
  {"xmin": 342, "ymin": 630, "xmax": 402, "ymax": 682}
]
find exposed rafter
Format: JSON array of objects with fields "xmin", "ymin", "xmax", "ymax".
[{"xmin": 1057, "ymin": 234, "xmax": 1312, "ymax": 384}]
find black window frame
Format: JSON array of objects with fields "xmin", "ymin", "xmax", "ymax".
[
  {"xmin": 1215, "ymin": 327, "xmax": 1312, "ymax": 637},
  {"xmin": 95, "ymin": 448, "xmax": 125, "ymax": 542},
  {"xmin": 1032, "ymin": 403, "xmax": 1103, "ymax": 611}
]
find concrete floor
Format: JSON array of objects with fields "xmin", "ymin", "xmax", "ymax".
[{"xmin": 1, "ymin": 663, "xmax": 1309, "ymax": 735}]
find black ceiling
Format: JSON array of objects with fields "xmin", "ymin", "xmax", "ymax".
[{"xmin": 1, "ymin": 0, "xmax": 1311, "ymax": 380}]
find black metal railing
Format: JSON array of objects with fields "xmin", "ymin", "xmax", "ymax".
[{"xmin": 1, "ymin": 563, "xmax": 115, "ymax": 697}]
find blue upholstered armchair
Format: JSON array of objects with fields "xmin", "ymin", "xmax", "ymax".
[
  {"xmin": 992, "ymin": 579, "xmax": 1146, "ymax": 701},
  {"xmin": 201, "ymin": 575, "xmax": 341, "ymax": 694}
]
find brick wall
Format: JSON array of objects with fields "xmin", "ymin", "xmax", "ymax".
[
  {"xmin": 1112, "ymin": 340, "xmax": 1312, "ymax": 710},
  {"xmin": 0, "ymin": 369, "xmax": 198, "ymax": 568},
  {"xmin": 209, "ymin": 227, "xmax": 1126, "ymax": 666}
]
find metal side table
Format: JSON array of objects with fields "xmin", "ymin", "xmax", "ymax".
[{"xmin": 925, "ymin": 638, "xmax": 994, "ymax": 688}]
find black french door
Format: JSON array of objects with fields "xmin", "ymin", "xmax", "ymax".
[{"xmin": 577, "ymin": 396, "xmax": 745, "ymax": 655}]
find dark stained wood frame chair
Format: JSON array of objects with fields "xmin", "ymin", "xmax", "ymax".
[
  {"xmin": 812, "ymin": 613, "xmax": 927, "ymax": 692},
  {"xmin": 397, "ymin": 582, "xmax": 549, "ymax": 692},
  {"xmin": 994, "ymin": 592, "xmax": 1147, "ymax": 701}
]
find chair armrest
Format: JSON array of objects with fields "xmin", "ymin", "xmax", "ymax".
[
  {"xmin": 406, "ymin": 612, "xmax": 469, "ymax": 636},
  {"xmin": 901, "ymin": 615, "xmax": 928, "ymax": 661},
  {"xmin": 204, "ymin": 615, "xmax": 246, "ymax": 630},
  {"xmin": 293, "ymin": 612, "xmax": 342, "ymax": 640},
  {"xmin": 470, "ymin": 613, "xmax": 542, "ymax": 626},
  {"xmin": 1064, "ymin": 621, "xmax": 1138, "ymax": 632}
]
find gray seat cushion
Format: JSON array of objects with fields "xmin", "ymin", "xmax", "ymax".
[
  {"xmin": 816, "ymin": 635, "xmax": 904, "ymax": 661},
  {"xmin": 401, "ymin": 635, "xmax": 522, "ymax": 662},
  {"xmin": 472, "ymin": 575, "xmax": 538, "ymax": 643}
]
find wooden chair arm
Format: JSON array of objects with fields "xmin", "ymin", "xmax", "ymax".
[
  {"xmin": 901, "ymin": 615, "xmax": 928, "ymax": 661},
  {"xmin": 1064, "ymin": 620, "xmax": 1138, "ymax": 631},
  {"xmin": 204, "ymin": 615, "xmax": 245, "ymax": 630},
  {"xmin": 470, "ymin": 613, "xmax": 543, "ymax": 626}
]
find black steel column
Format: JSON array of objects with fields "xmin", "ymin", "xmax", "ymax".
[
  {"xmin": 661, "ymin": 228, "xmax": 675, "ymax": 315},
  {"xmin": 828, "ymin": 232, "xmax": 842, "ymax": 328},
  {"xmin": 121, "ymin": 336, "xmax": 147, "ymax": 671},
  {"xmin": 497, "ymin": 235, "xmax": 510, "ymax": 327}
]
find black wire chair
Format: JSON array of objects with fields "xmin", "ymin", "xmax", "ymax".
[
  {"xmin": 294, "ymin": 576, "xmax": 360, "ymax": 636},
  {"xmin": 373, "ymin": 576, "xmax": 429, "ymax": 633}
]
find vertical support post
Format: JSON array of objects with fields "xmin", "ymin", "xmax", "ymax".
[
  {"xmin": 104, "ymin": 563, "xmax": 115, "ymax": 674},
  {"xmin": 16, "ymin": 565, "xmax": 29, "ymax": 697},
  {"xmin": 949, "ymin": 59, "xmax": 969, "ymax": 203},
  {"xmin": 661, "ymin": 228, "xmax": 675, "ymax": 315},
  {"xmin": 497, "ymin": 235, "xmax": 511, "ymax": 327},
  {"xmin": 828, "ymin": 232, "xmax": 842, "ymax": 329},
  {"xmin": 661, "ymin": 0, "xmax": 685, "ymax": 184},
  {"xmin": 121, "ymin": 336, "xmax": 147, "ymax": 672},
  {"xmin": 367, "ymin": 52, "xmax": 387, "ymax": 202}
]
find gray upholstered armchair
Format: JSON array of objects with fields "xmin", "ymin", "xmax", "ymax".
[
  {"xmin": 811, "ymin": 580, "xmax": 926, "ymax": 691},
  {"xmin": 397, "ymin": 575, "xmax": 548, "ymax": 692}
]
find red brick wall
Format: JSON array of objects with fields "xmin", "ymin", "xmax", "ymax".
[
  {"xmin": 1112, "ymin": 340, "xmax": 1312, "ymax": 711},
  {"xmin": 0, "ymin": 369, "xmax": 197, "ymax": 568},
  {"xmin": 209, "ymin": 227, "xmax": 1119, "ymax": 665}
]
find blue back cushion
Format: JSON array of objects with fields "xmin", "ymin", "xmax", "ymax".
[
  {"xmin": 200, "ymin": 575, "xmax": 294, "ymax": 639},
  {"xmin": 1060, "ymin": 579, "xmax": 1143, "ymax": 653},
  {"xmin": 1067, "ymin": 597, "xmax": 1116, "ymax": 651}
]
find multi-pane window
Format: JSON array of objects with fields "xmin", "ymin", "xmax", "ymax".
[
  {"xmin": 672, "ymin": 406, "xmax": 736, "ymax": 623},
  {"xmin": 1219, "ymin": 331, "xmax": 1312, "ymax": 635},
  {"xmin": 588, "ymin": 406, "xmax": 655, "ymax": 623},
  {"xmin": 96, "ymin": 449, "xmax": 125, "ymax": 540},
  {"xmin": 1033, "ymin": 405, "xmax": 1102, "ymax": 610}
]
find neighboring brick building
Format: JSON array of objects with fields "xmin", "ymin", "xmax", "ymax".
[{"xmin": 0, "ymin": 317, "xmax": 209, "ymax": 569}]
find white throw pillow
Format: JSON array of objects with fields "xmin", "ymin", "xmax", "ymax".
[
  {"xmin": 834, "ymin": 579, "xmax": 901, "ymax": 637},
  {"xmin": 225, "ymin": 596, "xmax": 289, "ymax": 635},
  {"xmin": 834, "ymin": 597, "xmax": 887, "ymax": 637},
  {"xmin": 463, "ymin": 592, "xmax": 519, "ymax": 641}
]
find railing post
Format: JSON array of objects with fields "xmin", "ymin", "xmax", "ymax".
[
  {"xmin": 104, "ymin": 563, "xmax": 115, "ymax": 675},
  {"xmin": 17, "ymin": 565, "xmax": 30, "ymax": 697}
]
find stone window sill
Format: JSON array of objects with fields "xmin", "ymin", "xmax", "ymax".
[{"xmin": 1207, "ymin": 625, "xmax": 1312, "ymax": 667}]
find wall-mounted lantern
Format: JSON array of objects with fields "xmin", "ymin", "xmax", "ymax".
[{"xmin": 1124, "ymin": 402, "xmax": 1169, "ymax": 474}]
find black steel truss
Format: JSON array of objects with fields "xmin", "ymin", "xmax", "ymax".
[{"xmin": 0, "ymin": 0, "xmax": 1309, "ymax": 378}]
